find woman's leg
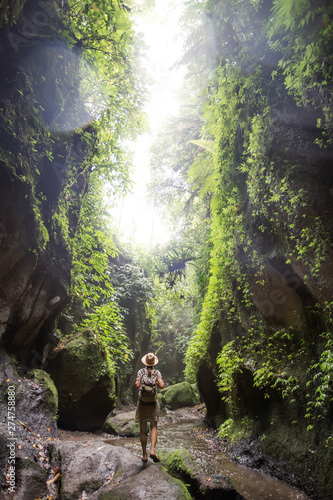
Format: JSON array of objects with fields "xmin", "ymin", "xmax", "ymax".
[
  {"xmin": 150, "ymin": 421, "xmax": 158, "ymax": 456},
  {"xmin": 140, "ymin": 421, "xmax": 147, "ymax": 460}
]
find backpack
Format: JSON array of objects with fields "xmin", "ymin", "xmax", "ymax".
[{"xmin": 138, "ymin": 368, "xmax": 157, "ymax": 403}]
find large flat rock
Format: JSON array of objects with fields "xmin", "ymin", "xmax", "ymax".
[{"xmin": 54, "ymin": 439, "xmax": 190, "ymax": 500}]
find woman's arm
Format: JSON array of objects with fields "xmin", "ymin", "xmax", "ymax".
[
  {"xmin": 135, "ymin": 369, "xmax": 142, "ymax": 388},
  {"xmin": 157, "ymin": 378, "xmax": 164, "ymax": 389}
]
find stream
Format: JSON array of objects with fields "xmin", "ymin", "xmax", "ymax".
[{"xmin": 104, "ymin": 412, "xmax": 311, "ymax": 500}]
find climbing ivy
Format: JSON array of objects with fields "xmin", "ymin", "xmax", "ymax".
[
  {"xmin": 180, "ymin": 0, "xmax": 333, "ymax": 443},
  {"xmin": 268, "ymin": 0, "xmax": 333, "ymax": 133}
]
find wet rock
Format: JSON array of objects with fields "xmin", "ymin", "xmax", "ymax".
[
  {"xmin": 161, "ymin": 382, "xmax": 200, "ymax": 410},
  {"xmin": 53, "ymin": 440, "xmax": 191, "ymax": 500},
  {"xmin": 103, "ymin": 409, "xmax": 140, "ymax": 437},
  {"xmin": 0, "ymin": 350, "xmax": 58, "ymax": 499},
  {"xmin": 46, "ymin": 330, "xmax": 116, "ymax": 431},
  {"xmin": 95, "ymin": 463, "xmax": 192, "ymax": 500},
  {"xmin": 161, "ymin": 448, "xmax": 245, "ymax": 499},
  {"xmin": 11, "ymin": 460, "xmax": 49, "ymax": 500},
  {"xmin": 227, "ymin": 436, "xmax": 331, "ymax": 500}
]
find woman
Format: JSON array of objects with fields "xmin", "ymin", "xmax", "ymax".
[{"xmin": 135, "ymin": 352, "xmax": 164, "ymax": 462}]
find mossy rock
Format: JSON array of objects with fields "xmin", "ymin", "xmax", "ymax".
[
  {"xmin": 46, "ymin": 329, "xmax": 116, "ymax": 430},
  {"xmin": 27, "ymin": 368, "xmax": 58, "ymax": 415},
  {"xmin": 103, "ymin": 410, "xmax": 140, "ymax": 437},
  {"xmin": 261, "ymin": 424, "xmax": 333, "ymax": 498},
  {"xmin": 158, "ymin": 391, "xmax": 166, "ymax": 409},
  {"xmin": 160, "ymin": 449, "xmax": 203, "ymax": 494},
  {"xmin": 162, "ymin": 382, "xmax": 200, "ymax": 409},
  {"xmin": 160, "ymin": 449, "xmax": 242, "ymax": 499},
  {"xmin": 191, "ymin": 383, "xmax": 201, "ymax": 402}
]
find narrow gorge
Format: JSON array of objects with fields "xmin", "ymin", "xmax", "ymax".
[{"xmin": 0, "ymin": 1, "xmax": 333, "ymax": 499}]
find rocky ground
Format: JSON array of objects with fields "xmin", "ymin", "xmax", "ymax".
[
  {"xmin": 0, "ymin": 375, "xmax": 241, "ymax": 500},
  {"xmin": 0, "ymin": 350, "xmax": 327, "ymax": 500}
]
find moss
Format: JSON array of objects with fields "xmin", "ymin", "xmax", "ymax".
[
  {"xmin": 103, "ymin": 417, "xmax": 139, "ymax": 437},
  {"xmin": 191, "ymin": 383, "xmax": 200, "ymax": 402},
  {"xmin": 160, "ymin": 469, "xmax": 193, "ymax": 500},
  {"xmin": 158, "ymin": 392, "xmax": 166, "ymax": 408},
  {"xmin": 260, "ymin": 424, "xmax": 333, "ymax": 497},
  {"xmin": 162, "ymin": 382, "xmax": 199, "ymax": 409},
  {"xmin": 49, "ymin": 329, "xmax": 116, "ymax": 427},
  {"xmin": 57, "ymin": 329, "xmax": 115, "ymax": 401},
  {"xmin": 161, "ymin": 449, "xmax": 204, "ymax": 497},
  {"xmin": 27, "ymin": 369, "xmax": 58, "ymax": 415}
]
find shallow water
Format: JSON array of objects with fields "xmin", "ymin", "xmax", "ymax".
[{"xmin": 106, "ymin": 418, "xmax": 311, "ymax": 500}]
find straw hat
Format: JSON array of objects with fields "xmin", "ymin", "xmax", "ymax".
[{"xmin": 141, "ymin": 352, "xmax": 159, "ymax": 366}]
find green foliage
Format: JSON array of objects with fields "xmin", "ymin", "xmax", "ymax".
[
  {"xmin": 179, "ymin": 0, "xmax": 333, "ymax": 442},
  {"xmin": 67, "ymin": 0, "xmax": 147, "ymax": 139},
  {"xmin": 185, "ymin": 58, "xmax": 264, "ymax": 379},
  {"xmin": 43, "ymin": 1, "xmax": 148, "ymax": 368},
  {"xmin": 305, "ymin": 302, "xmax": 333, "ymax": 429},
  {"xmin": 218, "ymin": 416, "xmax": 253, "ymax": 443},
  {"xmin": 70, "ymin": 177, "xmax": 118, "ymax": 308},
  {"xmin": 185, "ymin": 273, "xmax": 224, "ymax": 382},
  {"xmin": 216, "ymin": 341, "xmax": 244, "ymax": 405},
  {"xmin": 0, "ymin": 0, "xmax": 25, "ymax": 28},
  {"xmin": 268, "ymin": 0, "xmax": 333, "ymax": 132},
  {"xmin": 78, "ymin": 304, "xmax": 133, "ymax": 367},
  {"xmin": 67, "ymin": 175, "xmax": 138, "ymax": 368},
  {"xmin": 149, "ymin": 278, "xmax": 194, "ymax": 374}
]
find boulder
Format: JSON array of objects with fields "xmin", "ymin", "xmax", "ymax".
[
  {"xmin": 161, "ymin": 449, "xmax": 245, "ymax": 499},
  {"xmin": 98, "ymin": 461, "xmax": 192, "ymax": 500},
  {"xmin": 103, "ymin": 409, "xmax": 140, "ymax": 437},
  {"xmin": 191, "ymin": 383, "xmax": 201, "ymax": 402},
  {"xmin": 158, "ymin": 391, "xmax": 167, "ymax": 409},
  {"xmin": 162, "ymin": 382, "xmax": 200, "ymax": 409},
  {"xmin": 46, "ymin": 329, "xmax": 116, "ymax": 430},
  {"xmin": 53, "ymin": 440, "xmax": 191, "ymax": 500}
]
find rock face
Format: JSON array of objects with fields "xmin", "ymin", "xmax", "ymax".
[
  {"xmin": 91, "ymin": 457, "xmax": 192, "ymax": 500},
  {"xmin": 194, "ymin": 88, "xmax": 333, "ymax": 498},
  {"xmin": 26, "ymin": 368, "xmax": 58, "ymax": 415},
  {"xmin": 0, "ymin": 170, "xmax": 69, "ymax": 366},
  {"xmin": 0, "ymin": 0, "xmax": 95, "ymax": 369},
  {"xmin": 0, "ymin": 349, "xmax": 58, "ymax": 499},
  {"xmin": 46, "ymin": 330, "xmax": 116, "ymax": 431}
]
